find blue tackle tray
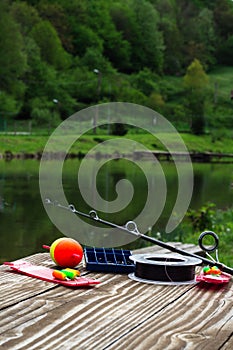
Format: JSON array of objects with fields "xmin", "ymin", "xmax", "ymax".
[{"xmin": 84, "ymin": 247, "xmax": 135, "ymax": 273}]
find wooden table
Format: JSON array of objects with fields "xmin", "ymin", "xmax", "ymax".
[{"xmin": 0, "ymin": 244, "xmax": 232, "ymax": 350}]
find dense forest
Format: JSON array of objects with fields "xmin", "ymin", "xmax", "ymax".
[{"xmin": 0, "ymin": 0, "xmax": 233, "ymax": 134}]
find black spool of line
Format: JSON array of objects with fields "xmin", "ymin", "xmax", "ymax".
[{"xmin": 129, "ymin": 254, "xmax": 202, "ymax": 284}]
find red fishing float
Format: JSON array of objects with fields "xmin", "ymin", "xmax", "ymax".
[{"xmin": 43, "ymin": 238, "xmax": 83, "ymax": 268}]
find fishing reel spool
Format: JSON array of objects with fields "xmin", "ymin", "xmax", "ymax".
[{"xmin": 129, "ymin": 253, "xmax": 202, "ymax": 285}]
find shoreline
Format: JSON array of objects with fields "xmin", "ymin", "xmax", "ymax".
[
  {"xmin": 1, "ymin": 149, "xmax": 233, "ymax": 163},
  {"xmin": 1, "ymin": 132, "xmax": 233, "ymax": 162}
]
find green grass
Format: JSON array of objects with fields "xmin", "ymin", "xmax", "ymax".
[
  {"xmin": 0, "ymin": 131, "xmax": 233, "ymax": 155},
  {"xmin": 208, "ymin": 66, "xmax": 233, "ymax": 99},
  {"xmin": 0, "ymin": 135, "xmax": 49, "ymax": 154}
]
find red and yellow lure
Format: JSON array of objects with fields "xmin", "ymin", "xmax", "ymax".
[{"xmin": 196, "ymin": 265, "xmax": 231, "ymax": 284}]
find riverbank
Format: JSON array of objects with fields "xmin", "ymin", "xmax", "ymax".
[{"xmin": 0, "ymin": 132, "xmax": 233, "ymax": 159}]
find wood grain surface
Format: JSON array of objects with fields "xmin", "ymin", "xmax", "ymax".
[{"xmin": 0, "ymin": 245, "xmax": 232, "ymax": 350}]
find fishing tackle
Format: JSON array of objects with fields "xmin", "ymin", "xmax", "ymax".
[
  {"xmin": 4, "ymin": 260, "xmax": 99, "ymax": 287},
  {"xmin": 43, "ymin": 237, "xmax": 83, "ymax": 268},
  {"xmin": 52, "ymin": 268, "xmax": 80, "ymax": 281},
  {"xmin": 129, "ymin": 253, "xmax": 202, "ymax": 285},
  {"xmin": 45, "ymin": 199, "xmax": 233, "ymax": 276},
  {"xmin": 196, "ymin": 231, "xmax": 231, "ymax": 283}
]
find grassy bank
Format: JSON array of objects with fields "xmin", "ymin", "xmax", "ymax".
[{"xmin": 0, "ymin": 131, "xmax": 233, "ymax": 155}]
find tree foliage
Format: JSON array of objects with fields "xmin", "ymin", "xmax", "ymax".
[
  {"xmin": 183, "ymin": 59, "xmax": 209, "ymax": 134},
  {"xmin": 0, "ymin": 2, "xmax": 26, "ymax": 92},
  {"xmin": 0, "ymin": 0, "xmax": 233, "ymax": 133},
  {"xmin": 184, "ymin": 59, "xmax": 209, "ymax": 90}
]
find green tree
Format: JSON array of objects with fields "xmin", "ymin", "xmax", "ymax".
[
  {"xmin": 10, "ymin": 1, "xmax": 40, "ymax": 36},
  {"xmin": 81, "ymin": 47, "xmax": 112, "ymax": 73},
  {"xmin": 217, "ymin": 35, "xmax": 233, "ymax": 65},
  {"xmin": 147, "ymin": 92, "xmax": 165, "ymax": 114},
  {"xmin": 0, "ymin": 2, "xmax": 27, "ymax": 97},
  {"xmin": 70, "ymin": 25, "xmax": 103, "ymax": 57},
  {"xmin": 130, "ymin": 68, "xmax": 159, "ymax": 96},
  {"xmin": 214, "ymin": 0, "xmax": 233, "ymax": 39},
  {"xmin": 128, "ymin": 0, "xmax": 164, "ymax": 72},
  {"xmin": 188, "ymin": 8, "xmax": 217, "ymax": 69},
  {"xmin": 0, "ymin": 1, "xmax": 27, "ymax": 116},
  {"xmin": 36, "ymin": 2, "xmax": 73, "ymax": 53},
  {"xmin": 57, "ymin": 0, "xmax": 90, "ymax": 55},
  {"xmin": 153, "ymin": 0, "xmax": 184, "ymax": 74},
  {"xmin": 169, "ymin": 0, "xmax": 218, "ymax": 71},
  {"xmin": 86, "ymin": 0, "xmax": 131, "ymax": 72},
  {"xmin": 184, "ymin": 58, "xmax": 209, "ymax": 89},
  {"xmin": 183, "ymin": 59, "xmax": 209, "ymax": 134},
  {"xmin": 0, "ymin": 92, "xmax": 19, "ymax": 118},
  {"xmin": 31, "ymin": 20, "xmax": 71, "ymax": 70},
  {"xmin": 161, "ymin": 19, "xmax": 184, "ymax": 74}
]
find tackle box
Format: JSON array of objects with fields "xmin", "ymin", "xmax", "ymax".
[{"xmin": 84, "ymin": 247, "xmax": 135, "ymax": 273}]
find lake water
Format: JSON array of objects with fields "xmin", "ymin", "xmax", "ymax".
[{"xmin": 0, "ymin": 158, "xmax": 232, "ymax": 264}]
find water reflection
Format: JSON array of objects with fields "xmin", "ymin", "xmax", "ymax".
[{"xmin": 0, "ymin": 159, "xmax": 232, "ymax": 263}]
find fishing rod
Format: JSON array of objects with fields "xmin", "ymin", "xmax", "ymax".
[{"xmin": 45, "ymin": 199, "xmax": 233, "ymax": 276}]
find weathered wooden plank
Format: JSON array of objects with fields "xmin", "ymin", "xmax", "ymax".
[
  {"xmin": 0, "ymin": 276, "xmax": 196, "ymax": 349},
  {"xmin": 0, "ymin": 254, "xmax": 58, "ymax": 310},
  {"xmin": 220, "ymin": 335, "xmax": 233, "ymax": 350},
  {"xmin": 0, "ymin": 245, "xmax": 232, "ymax": 350},
  {"xmin": 104, "ymin": 282, "xmax": 233, "ymax": 350},
  {"xmin": 1, "ymin": 277, "xmax": 232, "ymax": 350}
]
